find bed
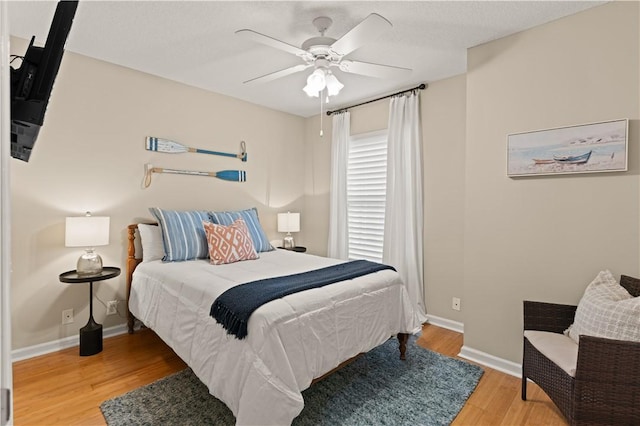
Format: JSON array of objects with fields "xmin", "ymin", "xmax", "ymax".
[{"xmin": 126, "ymin": 220, "xmax": 421, "ymax": 425}]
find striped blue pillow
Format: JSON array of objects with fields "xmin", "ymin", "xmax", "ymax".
[
  {"xmin": 208, "ymin": 208, "xmax": 273, "ymax": 253},
  {"xmin": 149, "ymin": 208, "xmax": 210, "ymax": 261}
]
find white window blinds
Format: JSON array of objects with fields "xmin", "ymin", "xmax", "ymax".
[{"xmin": 347, "ymin": 131, "xmax": 388, "ymax": 263}]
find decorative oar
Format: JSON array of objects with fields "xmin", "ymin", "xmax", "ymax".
[
  {"xmin": 142, "ymin": 163, "xmax": 246, "ymax": 188},
  {"xmin": 146, "ymin": 137, "xmax": 248, "ymax": 162}
]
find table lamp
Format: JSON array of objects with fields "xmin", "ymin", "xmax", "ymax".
[
  {"xmin": 277, "ymin": 212, "xmax": 300, "ymax": 249},
  {"xmin": 65, "ymin": 212, "xmax": 110, "ymax": 275}
]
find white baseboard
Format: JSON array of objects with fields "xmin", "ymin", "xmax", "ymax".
[
  {"xmin": 426, "ymin": 314, "xmax": 464, "ymax": 333},
  {"xmin": 458, "ymin": 345, "xmax": 522, "ymax": 378},
  {"xmin": 425, "ymin": 315, "xmax": 521, "ymax": 378},
  {"xmin": 11, "ymin": 324, "xmax": 128, "ymax": 362}
]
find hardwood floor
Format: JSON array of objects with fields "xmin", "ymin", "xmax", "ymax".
[
  {"xmin": 416, "ymin": 325, "xmax": 567, "ymax": 425},
  {"xmin": 12, "ymin": 324, "xmax": 567, "ymax": 425}
]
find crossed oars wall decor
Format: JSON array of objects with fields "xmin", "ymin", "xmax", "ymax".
[{"xmin": 143, "ymin": 137, "xmax": 247, "ymax": 188}]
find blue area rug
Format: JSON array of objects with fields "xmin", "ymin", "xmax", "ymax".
[{"xmin": 101, "ymin": 339, "xmax": 483, "ymax": 426}]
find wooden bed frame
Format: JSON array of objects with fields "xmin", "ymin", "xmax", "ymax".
[
  {"xmin": 125, "ymin": 223, "xmax": 409, "ymax": 360},
  {"xmin": 126, "ymin": 224, "xmax": 144, "ymax": 335}
]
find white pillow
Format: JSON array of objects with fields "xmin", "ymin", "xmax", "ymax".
[
  {"xmin": 138, "ymin": 223, "xmax": 164, "ymax": 262},
  {"xmin": 566, "ymin": 270, "xmax": 640, "ymax": 343}
]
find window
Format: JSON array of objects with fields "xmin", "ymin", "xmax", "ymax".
[{"xmin": 346, "ymin": 131, "xmax": 388, "ymax": 262}]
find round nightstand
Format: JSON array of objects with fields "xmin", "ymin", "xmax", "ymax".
[{"xmin": 59, "ymin": 266, "xmax": 121, "ymax": 356}]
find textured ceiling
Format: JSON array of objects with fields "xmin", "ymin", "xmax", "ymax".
[{"xmin": 8, "ymin": 1, "xmax": 606, "ymax": 117}]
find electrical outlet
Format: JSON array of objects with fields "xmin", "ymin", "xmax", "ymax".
[
  {"xmin": 452, "ymin": 297, "xmax": 461, "ymax": 311},
  {"xmin": 62, "ymin": 308, "xmax": 74, "ymax": 324},
  {"xmin": 106, "ymin": 300, "xmax": 118, "ymax": 315}
]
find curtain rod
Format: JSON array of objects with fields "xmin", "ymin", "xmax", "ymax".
[{"xmin": 326, "ymin": 83, "xmax": 427, "ymax": 116}]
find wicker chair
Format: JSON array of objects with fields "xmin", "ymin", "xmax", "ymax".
[{"xmin": 522, "ymin": 274, "xmax": 640, "ymax": 425}]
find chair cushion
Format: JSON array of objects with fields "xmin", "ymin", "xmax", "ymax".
[
  {"xmin": 525, "ymin": 330, "xmax": 579, "ymax": 376},
  {"xmin": 566, "ymin": 270, "xmax": 640, "ymax": 344}
]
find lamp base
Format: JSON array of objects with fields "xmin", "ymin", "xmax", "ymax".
[
  {"xmin": 283, "ymin": 235, "xmax": 295, "ymax": 250},
  {"xmin": 77, "ymin": 249, "xmax": 103, "ymax": 276}
]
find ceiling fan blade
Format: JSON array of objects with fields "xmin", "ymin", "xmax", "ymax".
[
  {"xmin": 339, "ymin": 60, "xmax": 411, "ymax": 79},
  {"xmin": 243, "ymin": 63, "xmax": 312, "ymax": 85},
  {"xmin": 236, "ymin": 29, "xmax": 308, "ymax": 57},
  {"xmin": 330, "ymin": 13, "xmax": 392, "ymax": 57}
]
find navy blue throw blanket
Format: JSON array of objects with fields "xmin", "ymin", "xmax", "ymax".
[{"xmin": 210, "ymin": 260, "xmax": 395, "ymax": 339}]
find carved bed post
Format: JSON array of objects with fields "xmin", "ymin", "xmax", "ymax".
[
  {"xmin": 398, "ymin": 333, "xmax": 409, "ymax": 360},
  {"xmin": 126, "ymin": 224, "xmax": 139, "ymax": 334}
]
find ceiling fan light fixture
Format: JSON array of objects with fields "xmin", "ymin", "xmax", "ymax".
[
  {"xmin": 303, "ymin": 68, "xmax": 327, "ymax": 97},
  {"xmin": 325, "ymin": 72, "xmax": 343, "ymax": 96},
  {"xmin": 303, "ymin": 83, "xmax": 320, "ymax": 97},
  {"xmin": 240, "ymin": 12, "xmax": 411, "ymax": 110}
]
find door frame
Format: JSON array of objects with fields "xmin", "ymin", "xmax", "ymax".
[{"xmin": 0, "ymin": 1, "xmax": 14, "ymax": 424}]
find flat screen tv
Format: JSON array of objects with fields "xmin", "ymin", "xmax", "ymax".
[{"xmin": 10, "ymin": 0, "xmax": 78, "ymax": 162}]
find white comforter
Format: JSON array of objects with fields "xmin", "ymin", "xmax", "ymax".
[{"xmin": 129, "ymin": 249, "xmax": 421, "ymax": 425}]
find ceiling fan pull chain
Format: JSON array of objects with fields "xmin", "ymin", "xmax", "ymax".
[{"xmin": 320, "ymin": 91, "xmax": 324, "ymax": 137}]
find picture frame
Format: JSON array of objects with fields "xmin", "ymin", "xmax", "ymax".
[{"xmin": 507, "ymin": 119, "xmax": 628, "ymax": 177}]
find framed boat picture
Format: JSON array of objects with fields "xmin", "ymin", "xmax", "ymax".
[{"xmin": 507, "ymin": 119, "xmax": 628, "ymax": 177}]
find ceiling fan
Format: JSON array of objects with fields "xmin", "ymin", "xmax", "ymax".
[{"xmin": 236, "ymin": 13, "xmax": 411, "ymax": 97}]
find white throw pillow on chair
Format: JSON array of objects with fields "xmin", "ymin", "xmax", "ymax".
[{"xmin": 565, "ymin": 270, "xmax": 640, "ymax": 343}]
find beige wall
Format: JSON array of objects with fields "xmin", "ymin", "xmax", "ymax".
[
  {"xmin": 463, "ymin": 1, "xmax": 639, "ymax": 362},
  {"xmin": 422, "ymin": 75, "xmax": 466, "ymax": 322},
  {"xmin": 303, "ymin": 114, "xmax": 331, "ymax": 256},
  {"xmin": 10, "ymin": 37, "xmax": 306, "ymax": 349}
]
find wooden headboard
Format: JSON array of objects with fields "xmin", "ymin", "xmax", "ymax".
[{"xmin": 126, "ymin": 223, "xmax": 157, "ymax": 334}]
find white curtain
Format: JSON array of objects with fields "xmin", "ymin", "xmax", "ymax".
[
  {"xmin": 383, "ymin": 92, "xmax": 427, "ymax": 322},
  {"xmin": 327, "ymin": 111, "xmax": 350, "ymax": 259}
]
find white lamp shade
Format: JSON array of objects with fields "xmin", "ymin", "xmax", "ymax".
[
  {"xmin": 65, "ymin": 216, "xmax": 110, "ymax": 247},
  {"xmin": 277, "ymin": 212, "xmax": 300, "ymax": 233}
]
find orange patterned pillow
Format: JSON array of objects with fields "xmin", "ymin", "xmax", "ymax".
[{"xmin": 203, "ymin": 219, "xmax": 259, "ymax": 265}]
